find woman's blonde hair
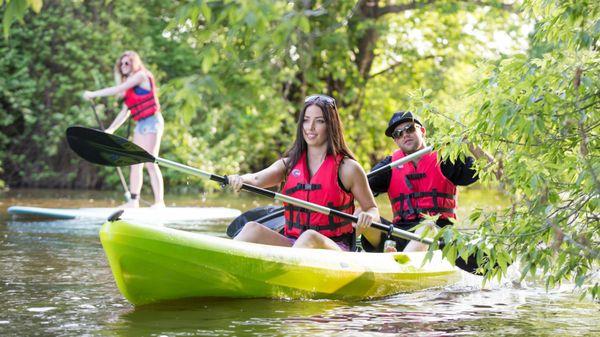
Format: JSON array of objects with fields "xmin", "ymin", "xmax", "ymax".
[{"xmin": 114, "ymin": 51, "xmax": 146, "ymax": 85}]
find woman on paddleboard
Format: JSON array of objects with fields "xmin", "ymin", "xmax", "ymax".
[
  {"xmin": 83, "ymin": 51, "xmax": 165, "ymax": 208},
  {"xmin": 227, "ymin": 95, "xmax": 379, "ymax": 251}
]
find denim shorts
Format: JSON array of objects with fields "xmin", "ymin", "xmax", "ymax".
[{"xmin": 134, "ymin": 114, "xmax": 164, "ymax": 135}]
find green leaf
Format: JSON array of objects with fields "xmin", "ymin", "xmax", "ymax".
[
  {"xmin": 298, "ymin": 15, "xmax": 310, "ymax": 33},
  {"xmin": 27, "ymin": 0, "xmax": 42, "ymax": 13},
  {"xmin": 200, "ymin": 1, "xmax": 212, "ymax": 23},
  {"xmin": 479, "ymin": 100, "xmax": 490, "ymax": 113}
]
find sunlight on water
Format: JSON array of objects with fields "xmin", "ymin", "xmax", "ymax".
[{"xmin": 0, "ymin": 188, "xmax": 598, "ymax": 336}]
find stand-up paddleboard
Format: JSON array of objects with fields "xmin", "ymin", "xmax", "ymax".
[{"xmin": 7, "ymin": 206, "xmax": 241, "ymax": 223}]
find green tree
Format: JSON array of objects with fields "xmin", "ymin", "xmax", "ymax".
[
  {"xmin": 1, "ymin": 0, "xmax": 42, "ymax": 39},
  {"xmin": 1, "ymin": 0, "xmax": 522, "ymax": 189},
  {"xmin": 423, "ymin": 0, "xmax": 599, "ymax": 299},
  {"xmin": 0, "ymin": 0, "xmax": 202, "ymax": 189},
  {"xmin": 164, "ymin": 0, "xmax": 520, "ymax": 171}
]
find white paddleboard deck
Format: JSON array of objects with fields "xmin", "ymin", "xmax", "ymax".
[{"xmin": 7, "ymin": 206, "xmax": 241, "ymax": 223}]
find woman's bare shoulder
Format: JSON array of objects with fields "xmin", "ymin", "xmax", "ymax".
[
  {"xmin": 339, "ymin": 157, "xmax": 366, "ymax": 180},
  {"xmin": 340, "ymin": 157, "xmax": 361, "ymax": 170}
]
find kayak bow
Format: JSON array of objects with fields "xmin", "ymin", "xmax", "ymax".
[{"xmin": 100, "ymin": 220, "xmax": 462, "ymax": 305}]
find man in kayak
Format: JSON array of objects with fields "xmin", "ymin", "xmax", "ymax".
[
  {"xmin": 362, "ymin": 111, "xmax": 491, "ymax": 252},
  {"xmin": 227, "ymin": 95, "xmax": 379, "ymax": 251}
]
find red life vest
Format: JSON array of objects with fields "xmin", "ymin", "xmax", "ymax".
[
  {"xmin": 282, "ymin": 153, "xmax": 355, "ymax": 244},
  {"xmin": 124, "ymin": 72, "xmax": 159, "ymax": 121},
  {"xmin": 388, "ymin": 149, "xmax": 457, "ymax": 224}
]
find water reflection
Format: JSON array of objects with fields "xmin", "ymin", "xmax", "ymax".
[
  {"xmin": 6, "ymin": 219, "xmax": 103, "ymax": 237},
  {"xmin": 110, "ymin": 299, "xmax": 346, "ymax": 337},
  {"xmin": 1, "ymin": 189, "xmax": 599, "ymax": 336},
  {"xmin": 102, "ymin": 287, "xmax": 599, "ymax": 337}
]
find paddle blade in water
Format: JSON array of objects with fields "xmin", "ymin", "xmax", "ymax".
[{"xmin": 66, "ymin": 126, "xmax": 155, "ymax": 166}]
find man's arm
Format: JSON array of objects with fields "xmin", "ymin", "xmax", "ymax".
[
  {"xmin": 440, "ymin": 156, "xmax": 479, "ymax": 186},
  {"xmin": 368, "ymin": 156, "xmax": 393, "ymax": 195}
]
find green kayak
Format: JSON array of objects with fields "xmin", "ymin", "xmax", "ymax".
[{"xmin": 100, "ymin": 220, "xmax": 462, "ymax": 306}]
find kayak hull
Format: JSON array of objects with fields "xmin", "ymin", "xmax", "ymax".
[{"xmin": 100, "ymin": 220, "xmax": 462, "ymax": 305}]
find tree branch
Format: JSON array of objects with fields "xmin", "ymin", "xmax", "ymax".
[
  {"xmin": 369, "ymin": 55, "xmax": 434, "ymax": 79},
  {"xmin": 469, "ymin": 0, "xmax": 514, "ymax": 11},
  {"xmin": 376, "ymin": 0, "xmax": 515, "ymax": 18},
  {"xmin": 376, "ymin": 0, "xmax": 437, "ymax": 18}
]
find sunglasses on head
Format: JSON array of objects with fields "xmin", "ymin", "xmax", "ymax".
[
  {"xmin": 392, "ymin": 123, "xmax": 417, "ymax": 139},
  {"xmin": 305, "ymin": 94, "xmax": 336, "ymax": 107}
]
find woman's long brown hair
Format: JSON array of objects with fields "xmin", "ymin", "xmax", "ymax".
[{"xmin": 283, "ymin": 96, "xmax": 356, "ymax": 174}]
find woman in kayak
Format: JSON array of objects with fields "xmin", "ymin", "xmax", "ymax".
[
  {"xmin": 83, "ymin": 51, "xmax": 165, "ymax": 208},
  {"xmin": 228, "ymin": 95, "xmax": 379, "ymax": 251}
]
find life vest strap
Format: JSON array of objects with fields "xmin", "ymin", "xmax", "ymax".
[
  {"xmin": 328, "ymin": 200, "xmax": 354, "ymax": 211},
  {"xmin": 393, "ymin": 207, "xmax": 456, "ymax": 218},
  {"xmin": 127, "ymin": 95, "xmax": 155, "ymax": 110},
  {"xmin": 284, "ymin": 183, "xmax": 322, "ymax": 195},
  {"xmin": 284, "ymin": 203, "xmax": 354, "ymax": 231},
  {"xmin": 406, "ymin": 173, "xmax": 426, "ymax": 180},
  {"xmin": 391, "ymin": 191, "xmax": 455, "ymax": 203},
  {"xmin": 284, "ymin": 205, "xmax": 311, "ymax": 214},
  {"xmin": 130, "ymin": 104, "xmax": 157, "ymax": 120},
  {"xmin": 405, "ymin": 173, "xmax": 426, "ymax": 189},
  {"xmin": 284, "ymin": 202, "xmax": 353, "ymax": 219},
  {"xmin": 284, "ymin": 219, "xmax": 353, "ymax": 232}
]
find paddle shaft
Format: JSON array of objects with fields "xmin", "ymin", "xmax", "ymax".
[
  {"xmin": 155, "ymin": 157, "xmax": 434, "ymax": 244},
  {"xmin": 369, "ymin": 145, "xmax": 433, "ymax": 176},
  {"xmin": 250, "ymin": 146, "xmax": 434, "ymax": 220},
  {"xmin": 90, "ymin": 102, "xmax": 131, "ymax": 198}
]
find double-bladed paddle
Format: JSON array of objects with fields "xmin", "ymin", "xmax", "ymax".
[
  {"xmin": 66, "ymin": 126, "xmax": 483, "ymax": 273},
  {"xmin": 66, "ymin": 126, "xmax": 433, "ymax": 244},
  {"xmin": 226, "ymin": 146, "xmax": 434, "ymax": 236}
]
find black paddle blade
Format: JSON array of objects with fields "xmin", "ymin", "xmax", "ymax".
[
  {"xmin": 66, "ymin": 126, "xmax": 155, "ymax": 167},
  {"xmin": 227, "ymin": 206, "xmax": 285, "ymax": 238}
]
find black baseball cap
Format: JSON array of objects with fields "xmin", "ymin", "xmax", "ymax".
[{"xmin": 385, "ymin": 111, "xmax": 422, "ymax": 137}]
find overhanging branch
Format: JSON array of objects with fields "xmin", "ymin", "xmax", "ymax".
[
  {"xmin": 369, "ymin": 55, "xmax": 434, "ymax": 79},
  {"xmin": 376, "ymin": 0, "xmax": 437, "ymax": 18},
  {"xmin": 375, "ymin": 0, "xmax": 514, "ymax": 19}
]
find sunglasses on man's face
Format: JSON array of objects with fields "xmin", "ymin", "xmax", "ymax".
[
  {"xmin": 392, "ymin": 124, "xmax": 417, "ymax": 139},
  {"xmin": 305, "ymin": 94, "xmax": 336, "ymax": 107}
]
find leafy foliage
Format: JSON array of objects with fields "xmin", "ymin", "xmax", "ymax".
[
  {"xmin": 161, "ymin": 0, "xmax": 521, "ymax": 179},
  {"xmin": 423, "ymin": 0, "xmax": 599, "ymax": 299},
  {"xmin": 1, "ymin": 0, "xmax": 42, "ymax": 39},
  {"xmin": 0, "ymin": 0, "xmax": 202, "ymax": 189}
]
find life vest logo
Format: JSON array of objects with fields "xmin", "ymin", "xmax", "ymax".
[{"xmin": 292, "ymin": 169, "xmax": 301, "ymax": 177}]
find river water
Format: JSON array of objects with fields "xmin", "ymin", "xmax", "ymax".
[{"xmin": 1, "ymin": 188, "xmax": 598, "ymax": 336}]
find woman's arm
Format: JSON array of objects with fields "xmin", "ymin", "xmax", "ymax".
[
  {"xmin": 227, "ymin": 159, "xmax": 288, "ymax": 191},
  {"xmin": 83, "ymin": 71, "xmax": 146, "ymax": 100},
  {"xmin": 340, "ymin": 159, "xmax": 380, "ymax": 236},
  {"xmin": 104, "ymin": 105, "xmax": 130, "ymax": 134}
]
